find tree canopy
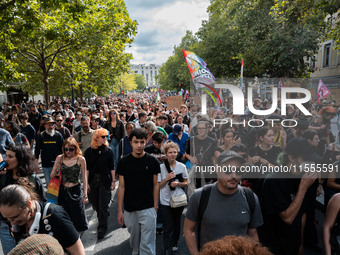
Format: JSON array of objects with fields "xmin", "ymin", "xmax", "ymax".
[
  {"xmin": 158, "ymin": 0, "xmax": 334, "ymax": 90},
  {"xmin": 0, "ymin": 0, "xmax": 137, "ymax": 103}
]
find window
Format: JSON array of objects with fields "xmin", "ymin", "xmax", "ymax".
[{"xmin": 324, "ymin": 43, "xmax": 331, "ymax": 67}]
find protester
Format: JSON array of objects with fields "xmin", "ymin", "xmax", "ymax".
[
  {"xmin": 119, "ymin": 122, "xmax": 135, "ymax": 159},
  {"xmin": 0, "ymin": 128, "xmax": 14, "ymax": 159},
  {"xmin": 168, "ymin": 124, "xmax": 189, "ymax": 163},
  {"xmin": 0, "ymin": 180, "xmax": 85, "ymax": 254},
  {"xmin": 85, "ymin": 128, "xmax": 115, "ymax": 239},
  {"xmin": 104, "ymin": 109, "xmax": 125, "ymax": 170},
  {"xmin": 158, "ymin": 141, "xmax": 188, "ymax": 254},
  {"xmin": 324, "ymin": 193, "xmax": 340, "ymax": 255},
  {"xmin": 74, "ymin": 116, "xmax": 94, "ymax": 155},
  {"xmin": 200, "ymin": 235, "xmax": 273, "ymax": 255},
  {"xmin": 19, "ymin": 113, "xmax": 36, "ymax": 149},
  {"xmin": 117, "ymin": 128, "xmax": 160, "ymax": 255},
  {"xmin": 259, "ymin": 138, "xmax": 320, "ymax": 255},
  {"xmin": 54, "ymin": 114, "xmax": 71, "ymax": 139},
  {"xmin": 5, "ymin": 121, "xmax": 29, "ymax": 146},
  {"xmin": 144, "ymin": 120, "xmax": 157, "ymax": 146},
  {"xmin": 34, "ymin": 117, "xmax": 64, "ymax": 188},
  {"xmin": 8, "ymin": 234, "xmax": 64, "ymax": 255},
  {"xmin": 0, "ymin": 144, "xmax": 46, "ymax": 255},
  {"xmin": 184, "ymin": 150, "xmax": 263, "ymax": 254},
  {"xmin": 50, "ymin": 137, "xmax": 89, "ymax": 233}
]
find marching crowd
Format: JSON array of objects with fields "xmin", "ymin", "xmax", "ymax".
[{"xmin": 0, "ymin": 93, "xmax": 339, "ymax": 255}]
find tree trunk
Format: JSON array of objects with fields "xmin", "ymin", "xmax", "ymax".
[
  {"xmin": 79, "ymin": 85, "xmax": 83, "ymax": 102},
  {"xmin": 43, "ymin": 75, "xmax": 49, "ymax": 104}
]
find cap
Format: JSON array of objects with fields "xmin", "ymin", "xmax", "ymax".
[
  {"xmin": 173, "ymin": 124, "xmax": 182, "ymax": 135},
  {"xmin": 217, "ymin": 150, "xmax": 246, "ymax": 165},
  {"xmin": 285, "ymin": 137, "xmax": 321, "ymax": 162},
  {"xmin": 92, "ymin": 114, "xmax": 100, "ymax": 120},
  {"xmin": 44, "ymin": 117, "xmax": 55, "ymax": 124},
  {"xmin": 76, "ymin": 111, "xmax": 82, "ymax": 115}
]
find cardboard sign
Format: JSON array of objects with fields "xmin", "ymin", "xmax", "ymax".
[{"xmin": 166, "ymin": 95, "xmax": 183, "ymax": 110}]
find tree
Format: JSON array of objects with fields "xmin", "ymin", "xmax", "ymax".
[
  {"xmin": 135, "ymin": 74, "xmax": 146, "ymax": 90},
  {"xmin": 113, "ymin": 72, "xmax": 137, "ymax": 94},
  {"xmin": 0, "ymin": 0, "xmax": 137, "ymax": 103},
  {"xmin": 197, "ymin": 0, "xmax": 321, "ymax": 78},
  {"xmin": 271, "ymin": 0, "xmax": 340, "ymax": 49}
]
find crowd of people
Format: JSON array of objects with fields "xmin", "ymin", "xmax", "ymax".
[{"xmin": 0, "ymin": 92, "xmax": 339, "ymax": 255}]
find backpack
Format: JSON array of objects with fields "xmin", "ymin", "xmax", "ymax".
[{"xmin": 196, "ymin": 184, "xmax": 256, "ymax": 249}]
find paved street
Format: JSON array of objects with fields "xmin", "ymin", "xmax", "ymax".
[{"xmin": 80, "ymin": 187, "xmax": 190, "ymax": 255}]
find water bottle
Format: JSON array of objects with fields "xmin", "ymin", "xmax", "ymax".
[{"xmin": 0, "ymin": 161, "xmax": 8, "ymax": 172}]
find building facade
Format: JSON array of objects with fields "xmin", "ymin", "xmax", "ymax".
[
  {"xmin": 130, "ymin": 64, "xmax": 161, "ymax": 89},
  {"xmin": 309, "ymin": 14, "xmax": 340, "ymax": 101}
]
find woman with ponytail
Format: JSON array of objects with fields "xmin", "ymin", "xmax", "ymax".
[{"xmin": 0, "ymin": 178, "xmax": 85, "ymax": 254}]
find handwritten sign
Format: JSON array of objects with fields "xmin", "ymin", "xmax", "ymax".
[{"xmin": 166, "ymin": 95, "xmax": 183, "ymax": 110}]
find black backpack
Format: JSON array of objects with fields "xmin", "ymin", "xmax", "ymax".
[{"xmin": 196, "ymin": 184, "xmax": 256, "ymax": 249}]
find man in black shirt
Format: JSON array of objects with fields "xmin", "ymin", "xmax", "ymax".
[
  {"xmin": 144, "ymin": 132, "xmax": 166, "ymax": 163},
  {"xmin": 28, "ymin": 104, "xmax": 42, "ymax": 133},
  {"xmin": 259, "ymin": 138, "xmax": 321, "ymax": 255},
  {"xmin": 117, "ymin": 128, "xmax": 160, "ymax": 255}
]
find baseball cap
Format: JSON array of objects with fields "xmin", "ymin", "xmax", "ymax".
[
  {"xmin": 173, "ymin": 124, "xmax": 182, "ymax": 135},
  {"xmin": 285, "ymin": 137, "xmax": 321, "ymax": 162},
  {"xmin": 44, "ymin": 117, "xmax": 55, "ymax": 124},
  {"xmin": 217, "ymin": 150, "xmax": 246, "ymax": 165}
]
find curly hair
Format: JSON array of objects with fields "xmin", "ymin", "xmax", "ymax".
[
  {"xmin": 200, "ymin": 235, "xmax": 273, "ymax": 255},
  {"xmin": 6, "ymin": 143, "xmax": 38, "ymax": 177}
]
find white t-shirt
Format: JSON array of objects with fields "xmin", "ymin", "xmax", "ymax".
[{"xmin": 158, "ymin": 162, "xmax": 188, "ymax": 206}]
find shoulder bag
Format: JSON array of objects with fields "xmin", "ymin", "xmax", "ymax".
[{"xmin": 46, "ymin": 157, "xmax": 62, "ymax": 204}]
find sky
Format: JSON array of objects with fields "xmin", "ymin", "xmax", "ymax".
[{"xmin": 124, "ymin": 0, "xmax": 210, "ymax": 66}]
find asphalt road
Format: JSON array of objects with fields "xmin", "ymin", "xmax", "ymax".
[{"xmin": 80, "ymin": 187, "xmax": 190, "ymax": 255}]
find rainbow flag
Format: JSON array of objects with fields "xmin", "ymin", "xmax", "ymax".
[{"xmin": 182, "ymin": 50, "xmax": 222, "ymax": 106}]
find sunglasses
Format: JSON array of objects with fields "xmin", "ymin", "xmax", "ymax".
[
  {"xmin": 56, "ymin": 120, "xmax": 63, "ymax": 122},
  {"xmin": 64, "ymin": 148, "xmax": 75, "ymax": 152},
  {"xmin": 111, "ymin": 112, "xmax": 116, "ymax": 115},
  {"xmin": 101, "ymin": 136, "xmax": 108, "ymax": 139}
]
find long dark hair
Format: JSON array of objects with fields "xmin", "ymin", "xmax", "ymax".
[
  {"xmin": 0, "ymin": 178, "xmax": 39, "ymax": 208},
  {"xmin": 6, "ymin": 143, "xmax": 38, "ymax": 177}
]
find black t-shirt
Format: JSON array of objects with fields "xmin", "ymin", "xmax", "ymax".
[
  {"xmin": 185, "ymin": 136, "xmax": 217, "ymax": 166},
  {"xmin": 248, "ymin": 145, "xmax": 281, "ymax": 165},
  {"xmin": 259, "ymin": 175, "xmax": 307, "ymax": 255},
  {"xmin": 116, "ymin": 153, "xmax": 160, "ymax": 212},
  {"xmin": 28, "ymin": 112, "xmax": 42, "ymax": 132},
  {"xmin": 126, "ymin": 113, "xmax": 136, "ymax": 122},
  {"xmin": 12, "ymin": 202, "xmax": 79, "ymax": 249}
]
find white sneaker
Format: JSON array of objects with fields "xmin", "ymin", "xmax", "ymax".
[{"xmin": 172, "ymin": 246, "xmax": 178, "ymax": 252}]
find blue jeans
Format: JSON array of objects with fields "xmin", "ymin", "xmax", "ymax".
[
  {"xmin": 109, "ymin": 139, "xmax": 119, "ymax": 170},
  {"xmin": 0, "ymin": 221, "xmax": 16, "ymax": 255},
  {"xmin": 42, "ymin": 166, "xmax": 53, "ymax": 189}
]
